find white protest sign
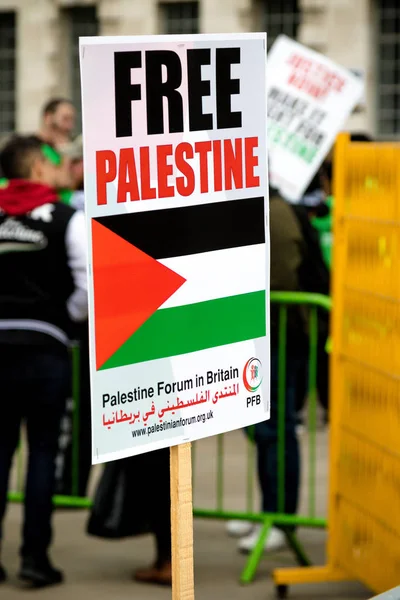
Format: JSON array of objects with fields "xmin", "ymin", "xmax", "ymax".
[
  {"xmin": 80, "ymin": 34, "xmax": 270, "ymax": 464},
  {"xmin": 267, "ymin": 35, "xmax": 364, "ymax": 202}
]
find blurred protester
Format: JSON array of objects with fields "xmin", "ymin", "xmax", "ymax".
[
  {"xmin": 0, "ymin": 135, "xmax": 87, "ymax": 587},
  {"xmin": 35, "ymin": 98, "xmax": 76, "ymax": 205},
  {"xmin": 38, "ymin": 98, "xmax": 76, "ymax": 150},
  {"xmin": 229, "ymin": 187, "xmax": 328, "ymax": 552}
]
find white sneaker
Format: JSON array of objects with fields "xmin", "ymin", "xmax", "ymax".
[
  {"xmin": 238, "ymin": 525, "xmax": 286, "ymax": 553},
  {"xmin": 226, "ymin": 520, "xmax": 254, "ymax": 537}
]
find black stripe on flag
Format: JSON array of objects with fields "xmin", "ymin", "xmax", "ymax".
[{"xmin": 94, "ymin": 196, "xmax": 265, "ymax": 260}]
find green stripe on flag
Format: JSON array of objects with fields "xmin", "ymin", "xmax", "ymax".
[{"xmin": 100, "ymin": 290, "xmax": 266, "ymax": 370}]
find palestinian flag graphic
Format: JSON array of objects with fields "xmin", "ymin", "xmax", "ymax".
[{"xmin": 92, "ymin": 197, "xmax": 266, "ymax": 371}]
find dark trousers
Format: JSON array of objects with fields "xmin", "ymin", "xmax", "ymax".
[
  {"xmin": 0, "ymin": 348, "xmax": 70, "ymax": 559},
  {"xmin": 254, "ymin": 350, "xmax": 302, "ymax": 515}
]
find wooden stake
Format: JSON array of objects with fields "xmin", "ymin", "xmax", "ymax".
[{"xmin": 170, "ymin": 443, "xmax": 195, "ymax": 600}]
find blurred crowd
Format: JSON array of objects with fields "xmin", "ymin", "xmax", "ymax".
[{"xmin": 0, "ymin": 96, "xmax": 370, "ymax": 590}]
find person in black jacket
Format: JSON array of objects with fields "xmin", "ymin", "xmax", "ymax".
[{"xmin": 0, "ymin": 135, "xmax": 87, "ymax": 588}]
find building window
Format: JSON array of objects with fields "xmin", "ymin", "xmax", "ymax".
[
  {"xmin": 0, "ymin": 12, "xmax": 16, "ymax": 135},
  {"xmin": 65, "ymin": 6, "xmax": 99, "ymax": 132},
  {"xmin": 377, "ymin": 0, "xmax": 400, "ymax": 136},
  {"xmin": 159, "ymin": 1, "xmax": 199, "ymax": 34},
  {"xmin": 256, "ymin": 0, "xmax": 300, "ymax": 51}
]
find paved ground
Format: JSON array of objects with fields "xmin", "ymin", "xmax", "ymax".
[{"xmin": 3, "ymin": 428, "xmax": 371, "ymax": 600}]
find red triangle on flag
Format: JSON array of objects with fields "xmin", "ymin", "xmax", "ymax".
[{"xmin": 92, "ymin": 220, "xmax": 186, "ymax": 369}]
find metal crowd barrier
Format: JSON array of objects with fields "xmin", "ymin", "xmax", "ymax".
[
  {"xmin": 8, "ymin": 291, "xmax": 332, "ymax": 586},
  {"xmin": 193, "ymin": 291, "xmax": 331, "ymax": 584}
]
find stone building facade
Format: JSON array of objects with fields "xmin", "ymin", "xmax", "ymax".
[{"xmin": 0, "ymin": 0, "xmax": 397, "ymax": 137}]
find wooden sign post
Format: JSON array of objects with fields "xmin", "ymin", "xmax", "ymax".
[{"xmin": 170, "ymin": 444, "xmax": 195, "ymax": 600}]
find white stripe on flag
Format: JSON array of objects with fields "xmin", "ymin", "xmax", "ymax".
[{"xmin": 159, "ymin": 243, "xmax": 265, "ymax": 310}]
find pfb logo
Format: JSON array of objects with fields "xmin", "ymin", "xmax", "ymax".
[{"xmin": 243, "ymin": 358, "xmax": 263, "ymax": 393}]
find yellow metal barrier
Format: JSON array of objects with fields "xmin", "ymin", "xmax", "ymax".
[{"xmin": 273, "ymin": 134, "xmax": 400, "ymax": 597}]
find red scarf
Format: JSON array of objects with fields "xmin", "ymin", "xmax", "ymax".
[{"xmin": 0, "ymin": 180, "xmax": 58, "ymax": 216}]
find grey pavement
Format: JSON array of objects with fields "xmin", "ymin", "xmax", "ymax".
[{"xmin": 3, "ymin": 429, "xmax": 371, "ymax": 600}]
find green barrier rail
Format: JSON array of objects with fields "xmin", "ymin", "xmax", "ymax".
[
  {"xmin": 8, "ymin": 291, "xmax": 332, "ymax": 585},
  {"xmin": 193, "ymin": 291, "xmax": 332, "ymax": 584}
]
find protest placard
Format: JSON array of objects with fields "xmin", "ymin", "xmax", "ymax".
[
  {"xmin": 267, "ymin": 35, "xmax": 364, "ymax": 202},
  {"xmin": 79, "ymin": 33, "xmax": 269, "ymax": 464},
  {"xmin": 80, "ymin": 33, "xmax": 268, "ymax": 598}
]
